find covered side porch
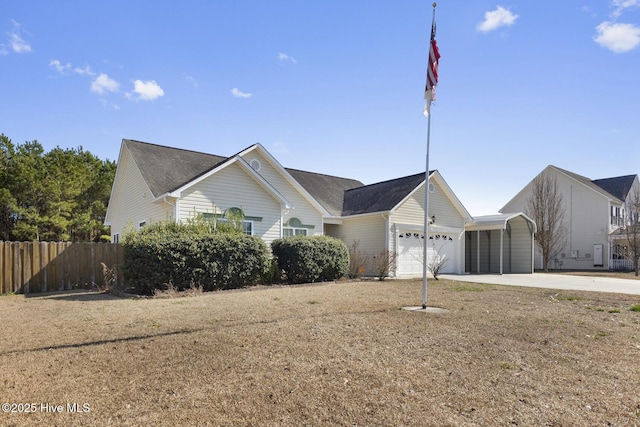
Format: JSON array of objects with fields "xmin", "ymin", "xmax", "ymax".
[
  {"xmin": 609, "ymin": 228, "xmax": 640, "ymax": 271},
  {"xmin": 464, "ymin": 213, "xmax": 536, "ymax": 274}
]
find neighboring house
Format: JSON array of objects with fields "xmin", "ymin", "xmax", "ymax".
[
  {"xmin": 105, "ymin": 139, "xmax": 536, "ymax": 276},
  {"xmin": 500, "ymin": 165, "xmax": 640, "ymax": 270}
]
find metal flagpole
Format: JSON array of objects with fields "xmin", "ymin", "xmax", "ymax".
[
  {"xmin": 422, "ymin": 107, "xmax": 432, "ymax": 309},
  {"xmin": 422, "ymin": 3, "xmax": 438, "ymax": 309}
]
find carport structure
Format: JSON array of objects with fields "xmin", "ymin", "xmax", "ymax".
[{"xmin": 464, "ymin": 213, "xmax": 536, "ymax": 274}]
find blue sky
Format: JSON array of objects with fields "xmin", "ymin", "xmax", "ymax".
[{"xmin": 1, "ymin": 1, "xmax": 639, "ymax": 215}]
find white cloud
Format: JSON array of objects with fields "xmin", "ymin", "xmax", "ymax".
[
  {"xmin": 10, "ymin": 33, "xmax": 31, "ymax": 53},
  {"xmin": 74, "ymin": 65, "xmax": 95, "ymax": 76},
  {"xmin": 3, "ymin": 20, "xmax": 32, "ymax": 54},
  {"xmin": 611, "ymin": 0, "xmax": 640, "ymax": 18},
  {"xmin": 49, "ymin": 59, "xmax": 71, "ymax": 74},
  {"xmin": 278, "ymin": 52, "xmax": 297, "ymax": 64},
  {"xmin": 477, "ymin": 6, "xmax": 519, "ymax": 33},
  {"xmin": 231, "ymin": 87, "xmax": 252, "ymax": 98},
  {"xmin": 91, "ymin": 73, "xmax": 120, "ymax": 95},
  {"xmin": 127, "ymin": 80, "xmax": 164, "ymax": 101},
  {"xmin": 594, "ymin": 21, "xmax": 640, "ymax": 52},
  {"xmin": 185, "ymin": 75, "xmax": 199, "ymax": 88}
]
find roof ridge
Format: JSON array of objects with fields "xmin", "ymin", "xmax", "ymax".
[
  {"xmin": 345, "ymin": 171, "xmax": 432, "ymax": 193},
  {"xmin": 285, "ymin": 167, "xmax": 362, "ymax": 183},
  {"xmin": 124, "ymin": 138, "xmax": 228, "ymax": 159},
  {"xmin": 592, "ymin": 174, "xmax": 637, "ymax": 182}
]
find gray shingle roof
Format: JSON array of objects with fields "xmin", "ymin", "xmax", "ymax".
[
  {"xmin": 342, "ymin": 172, "xmax": 429, "ymax": 216},
  {"xmin": 551, "ymin": 166, "xmax": 622, "ymax": 202},
  {"xmin": 285, "ymin": 168, "xmax": 364, "ymax": 216},
  {"xmin": 592, "ymin": 175, "xmax": 637, "ymax": 201},
  {"xmin": 125, "ymin": 139, "xmax": 227, "ymax": 197},
  {"xmin": 123, "ymin": 139, "xmax": 427, "ymax": 216}
]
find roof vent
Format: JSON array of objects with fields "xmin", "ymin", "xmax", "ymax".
[{"xmin": 249, "ymin": 158, "xmax": 261, "ymax": 171}]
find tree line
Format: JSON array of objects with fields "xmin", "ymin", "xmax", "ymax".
[{"xmin": 1, "ymin": 133, "xmax": 116, "ymax": 242}]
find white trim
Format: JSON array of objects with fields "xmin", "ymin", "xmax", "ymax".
[
  {"xmin": 249, "ymin": 158, "xmax": 261, "ymax": 171},
  {"xmin": 395, "ymin": 222, "xmax": 462, "ymax": 234},
  {"xmin": 323, "ymin": 217, "xmax": 343, "ymax": 225},
  {"xmin": 238, "ymin": 144, "xmax": 332, "ymax": 217},
  {"xmin": 466, "ymin": 212, "xmax": 536, "ymax": 232},
  {"xmin": 332, "ymin": 210, "xmax": 392, "ymax": 220},
  {"xmin": 242, "ymin": 220, "xmax": 254, "ymax": 236},
  {"xmin": 501, "ymin": 165, "xmax": 622, "ymax": 213},
  {"xmin": 105, "ymin": 140, "xmax": 155, "ymax": 226},
  {"xmin": 389, "ymin": 171, "xmax": 472, "ymax": 221},
  {"xmin": 283, "ymin": 227, "xmax": 308, "ymax": 237},
  {"xmin": 160, "ymin": 156, "xmax": 292, "ymax": 209}
]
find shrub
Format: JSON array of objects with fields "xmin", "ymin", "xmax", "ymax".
[
  {"xmin": 122, "ymin": 220, "xmax": 268, "ymax": 294},
  {"xmin": 371, "ymin": 249, "xmax": 397, "ymax": 281},
  {"xmin": 348, "ymin": 240, "xmax": 370, "ymax": 279},
  {"xmin": 271, "ymin": 235, "xmax": 349, "ymax": 284}
]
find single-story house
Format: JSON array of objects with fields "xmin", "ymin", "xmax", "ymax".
[{"xmin": 105, "ymin": 139, "xmax": 536, "ymax": 276}]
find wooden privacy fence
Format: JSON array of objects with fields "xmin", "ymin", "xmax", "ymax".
[{"xmin": 0, "ymin": 242, "xmax": 124, "ymax": 294}]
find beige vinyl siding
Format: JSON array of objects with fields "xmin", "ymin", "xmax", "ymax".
[
  {"xmin": 178, "ymin": 162, "xmax": 282, "ymax": 245},
  {"xmin": 332, "ymin": 215, "xmax": 387, "ymax": 274},
  {"xmin": 502, "ymin": 167, "xmax": 611, "ymax": 270},
  {"xmin": 392, "ymin": 181, "xmax": 465, "ymax": 229},
  {"xmin": 240, "ymin": 151, "xmax": 323, "ymax": 235},
  {"xmin": 109, "ymin": 147, "xmax": 173, "ymax": 239},
  {"xmin": 391, "ymin": 180, "xmax": 465, "ymax": 273}
]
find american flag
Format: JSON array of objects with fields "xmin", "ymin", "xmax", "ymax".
[{"xmin": 424, "ymin": 18, "xmax": 440, "ymax": 116}]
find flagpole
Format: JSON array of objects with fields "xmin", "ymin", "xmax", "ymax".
[
  {"xmin": 422, "ymin": 106, "xmax": 432, "ymax": 309},
  {"xmin": 422, "ymin": 2, "xmax": 437, "ymax": 309}
]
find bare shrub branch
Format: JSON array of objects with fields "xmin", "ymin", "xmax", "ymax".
[{"xmin": 372, "ymin": 249, "xmax": 397, "ymax": 281}]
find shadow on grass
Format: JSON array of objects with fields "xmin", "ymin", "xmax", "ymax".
[
  {"xmin": 0, "ymin": 328, "xmax": 204, "ymax": 356},
  {"xmin": 24, "ymin": 290, "xmax": 132, "ymax": 301}
]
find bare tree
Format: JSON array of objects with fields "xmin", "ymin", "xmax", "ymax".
[
  {"xmin": 525, "ymin": 174, "xmax": 567, "ymax": 272},
  {"xmin": 427, "ymin": 246, "xmax": 448, "ymax": 280},
  {"xmin": 625, "ymin": 191, "xmax": 640, "ymax": 276}
]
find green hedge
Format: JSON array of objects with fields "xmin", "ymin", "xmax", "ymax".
[
  {"xmin": 122, "ymin": 224, "xmax": 269, "ymax": 294},
  {"xmin": 271, "ymin": 235, "xmax": 349, "ymax": 284}
]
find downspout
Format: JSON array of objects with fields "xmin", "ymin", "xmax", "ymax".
[
  {"xmin": 499, "ymin": 228, "xmax": 504, "ymax": 275},
  {"xmin": 163, "ymin": 196, "xmax": 177, "ymax": 223},
  {"xmin": 381, "ymin": 213, "xmax": 392, "ymax": 276},
  {"xmin": 476, "ymin": 230, "xmax": 480, "ymax": 273},
  {"xmin": 487, "ymin": 231, "xmax": 491, "ymax": 273}
]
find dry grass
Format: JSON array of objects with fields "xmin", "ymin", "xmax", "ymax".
[
  {"xmin": 547, "ymin": 269, "xmax": 640, "ymax": 280},
  {"xmin": 1, "ymin": 279, "xmax": 640, "ymax": 426}
]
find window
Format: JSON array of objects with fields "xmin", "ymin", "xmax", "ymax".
[
  {"xmin": 283, "ymin": 217, "xmax": 314, "ymax": 237},
  {"xmin": 283, "ymin": 228, "xmax": 308, "ymax": 237},
  {"xmin": 112, "ymin": 234, "xmax": 119, "ymax": 243},
  {"xmin": 200, "ymin": 207, "xmax": 261, "ymax": 236},
  {"xmin": 242, "ymin": 221, "xmax": 253, "ymax": 236}
]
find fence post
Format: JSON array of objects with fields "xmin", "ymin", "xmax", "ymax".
[{"xmin": 0, "ymin": 242, "xmax": 125, "ymax": 294}]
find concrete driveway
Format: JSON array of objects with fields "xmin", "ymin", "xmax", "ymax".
[{"xmin": 439, "ymin": 273, "xmax": 640, "ymax": 296}]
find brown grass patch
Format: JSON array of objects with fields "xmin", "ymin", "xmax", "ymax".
[
  {"xmin": 1, "ymin": 279, "xmax": 640, "ymax": 426},
  {"xmin": 548, "ymin": 269, "xmax": 640, "ymax": 280}
]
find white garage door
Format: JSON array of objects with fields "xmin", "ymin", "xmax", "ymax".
[{"xmin": 397, "ymin": 231, "xmax": 456, "ymax": 276}]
